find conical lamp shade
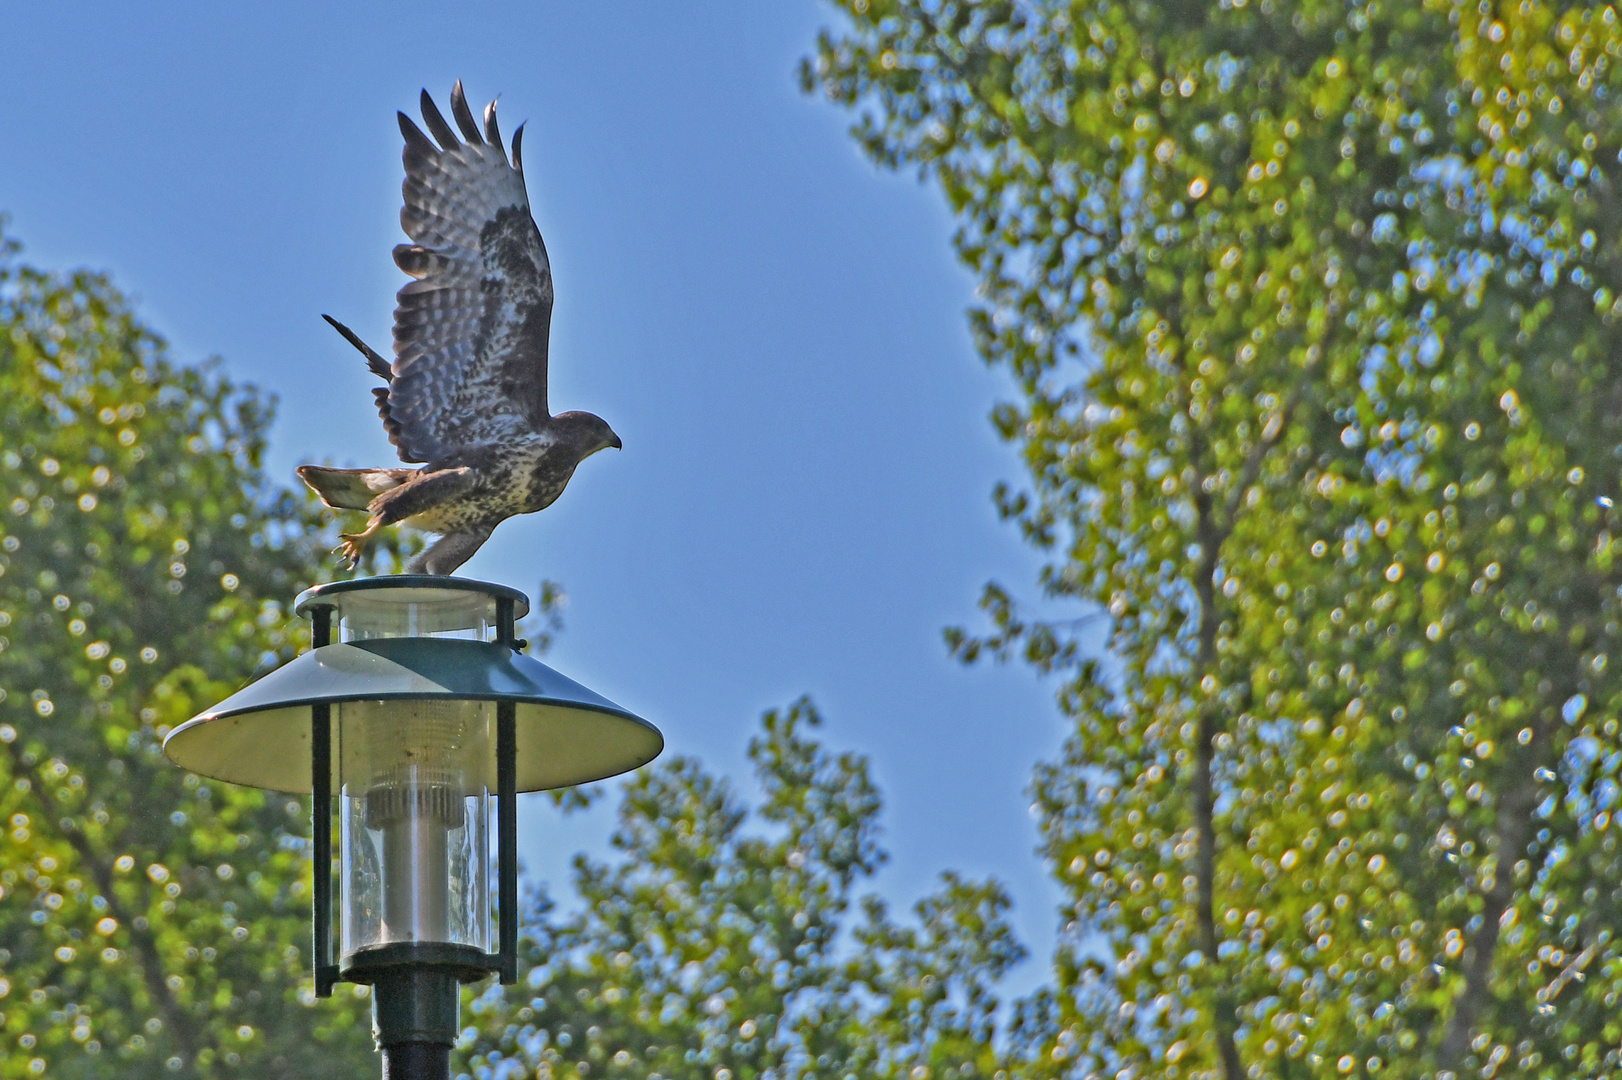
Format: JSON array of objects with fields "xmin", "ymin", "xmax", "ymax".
[{"xmin": 163, "ymin": 637, "xmax": 662, "ymax": 794}]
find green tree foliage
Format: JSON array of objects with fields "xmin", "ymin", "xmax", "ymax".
[
  {"xmin": 459, "ymin": 698, "xmax": 1025, "ymax": 1080},
  {"xmin": 809, "ymin": 1, "xmax": 1622, "ymax": 1076},
  {"xmin": 0, "ymin": 225, "xmax": 407, "ymax": 1079}
]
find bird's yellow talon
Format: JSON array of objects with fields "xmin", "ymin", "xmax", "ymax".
[{"xmin": 336, "ymin": 530, "xmax": 373, "ymax": 570}]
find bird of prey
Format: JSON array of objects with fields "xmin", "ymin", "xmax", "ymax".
[{"xmin": 299, "ymin": 81, "xmax": 620, "ymax": 576}]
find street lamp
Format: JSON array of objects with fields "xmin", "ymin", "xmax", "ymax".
[{"xmin": 162, "ymin": 575, "xmax": 663, "ymax": 1080}]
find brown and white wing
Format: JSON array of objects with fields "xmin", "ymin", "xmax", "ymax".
[{"xmin": 381, "ymin": 81, "xmax": 552, "ymax": 463}]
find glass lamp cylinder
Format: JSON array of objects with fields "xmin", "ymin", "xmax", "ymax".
[{"xmin": 338, "ymin": 698, "xmax": 491, "ymax": 956}]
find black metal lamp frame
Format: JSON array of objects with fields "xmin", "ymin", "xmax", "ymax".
[{"xmin": 305, "ymin": 597, "xmax": 522, "ymax": 1079}]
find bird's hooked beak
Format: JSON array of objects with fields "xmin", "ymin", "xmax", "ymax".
[{"xmin": 608, "ymin": 431, "xmax": 623, "ymax": 450}]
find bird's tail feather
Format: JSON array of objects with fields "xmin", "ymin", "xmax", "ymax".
[
  {"xmin": 297, "ymin": 465, "xmax": 415, "ymax": 511},
  {"xmin": 322, "ymin": 315, "xmax": 393, "ymax": 382}
]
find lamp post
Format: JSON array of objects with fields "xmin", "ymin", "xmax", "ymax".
[{"xmin": 162, "ymin": 575, "xmax": 663, "ymax": 1080}]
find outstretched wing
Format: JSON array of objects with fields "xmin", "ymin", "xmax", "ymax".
[{"xmin": 381, "ymin": 81, "xmax": 553, "ymax": 463}]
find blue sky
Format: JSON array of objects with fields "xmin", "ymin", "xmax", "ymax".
[{"xmin": 2, "ymin": 2, "xmax": 1075, "ymax": 995}]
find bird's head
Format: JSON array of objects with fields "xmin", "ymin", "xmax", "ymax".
[{"xmin": 556, "ymin": 411, "xmax": 622, "ymax": 457}]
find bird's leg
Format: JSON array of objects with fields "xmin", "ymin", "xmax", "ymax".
[
  {"xmin": 406, "ymin": 523, "xmax": 496, "ymax": 576},
  {"xmin": 337, "ymin": 514, "xmax": 385, "ymax": 569}
]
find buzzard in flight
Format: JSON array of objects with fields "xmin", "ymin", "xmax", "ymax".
[{"xmin": 299, "ymin": 81, "xmax": 620, "ymax": 575}]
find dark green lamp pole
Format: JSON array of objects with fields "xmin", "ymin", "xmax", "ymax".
[{"xmin": 162, "ymin": 576, "xmax": 663, "ymax": 1080}]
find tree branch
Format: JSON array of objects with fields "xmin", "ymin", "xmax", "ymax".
[
  {"xmin": 1434, "ymin": 718, "xmax": 1548, "ymax": 1069},
  {"xmin": 1187, "ymin": 435, "xmax": 1245, "ymax": 1080},
  {"xmin": 1185, "ymin": 351, "xmax": 1305, "ymax": 1080},
  {"xmin": 1221, "ymin": 379, "xmax": 1308, "ymax": 527}
]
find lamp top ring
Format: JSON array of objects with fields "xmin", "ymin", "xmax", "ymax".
[{"xmin": 294, "ymin": 575, "xmax": 531, "ymax": 621}]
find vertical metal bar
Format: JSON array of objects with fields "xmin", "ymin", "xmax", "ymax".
[
  {"xmin": 310, "ymin": 605, "xmax": 337, "ymax": 997},
  {"xmin": 497, "ymin": 699, "xmax": 518, "ymax": 984},
  {"xmin": 495, "ymin": 597, "xmax": 515, "ymax": 649},
  {"xmin": 311, "ymin": 700, "xmax": 336, "ymax": 997}
]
